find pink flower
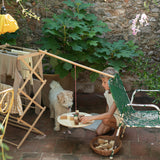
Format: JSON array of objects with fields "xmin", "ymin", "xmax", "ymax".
[{"xmin": 131, "ymin": 13, "xmax": 149, "ymax": 36}]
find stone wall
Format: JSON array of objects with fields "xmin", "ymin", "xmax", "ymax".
[
  {"xmin": 13, "ymin": 0, "xmax": 159, "ymax": 58},
  {"xmin": 3, "ymin": 0, "xmax": 160, "ymax": 92},
  {"xmin": 91, "ymin": 0, "xmax": 160, "ymax": 61}
]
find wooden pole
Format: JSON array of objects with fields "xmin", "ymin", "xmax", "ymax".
[{"xmin": 39, "ymin": 50, "xmax": 114, "ymax": 78}]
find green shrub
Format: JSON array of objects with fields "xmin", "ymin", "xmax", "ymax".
[
  {"xmin": 144, "ymin": 0, "xmax": 159, "ymax": 11},
  {"xmin": 130, "ymin": 55, "xmax": 160, "ymax": 104},
  {"xmin": 0, "ymin": 31, "xmax": 18, "ymax": 45},
  {"xmin": 39, "ymin": 0, "xmax": 143, "ymax": 81},
  {"xmin": 0, "ymin": 124, "xmax": 12, "ymax": 160}
]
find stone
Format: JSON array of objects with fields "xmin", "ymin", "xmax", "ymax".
[
  {"xmin": 156, "ymin": 30, "xmax": 160, "ymax": 33},
  {"xmin": 151, "ymin": 8, "xmax": 160, "ymax": 13},
  {"xmin": 76, "ymin": 82, "xmax": 95, "ymax": 93},
  {"xmin": 148, "ymin": 51, "xmax": 154, "ymax": 56},
  {"xmin": 25, "ymin": 2, "xmax": 32, "ymax": 8},
  {"xmin": 116, "ymin": 9, "xmax": 125, "ymax": 15},
  {"xmin": 136, "ymin": 0, "xmax": 143, "ymax": 5},
  {"xmin": 150, "ymin": 17, "xmax": 157, "ymax": 22}
]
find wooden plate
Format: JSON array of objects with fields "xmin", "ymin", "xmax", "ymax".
[{"xmin": 57, "ymin": 112, "xmax": 94, "ymax": 128}]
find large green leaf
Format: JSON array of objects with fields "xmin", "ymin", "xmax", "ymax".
[
  {"xmin": 116, "ymin": 51, "xmax": 134, "ymax": 58},
  {"xmin": 85, "ymin": 14, "xmax": 97, "ymax": 21},
  {"xmin": 93, "ymin": 52, "xmax": 102, "ymax": 58},
  {"xmin": 63, "ymin": 0, "xmax": 75, "ymax": 8},
  {"xmin": 63, "ymin": 63, "xmax": 72, "ymax": 70},
  {"xmin": 63, "ymin": 9, "xmax": 74, "ymax": 17},
  {"xmin": 55, "ymin": 64, "xmax": 69, "ymax": 78},
  {"xmin": 95, "ymin": 48, "xmax": 111, "ymax": 55},
  {"xmin": 40, "ymin": 37, "xmax": 60, "ymax": 52},
  {"xmin": 74, "ymin": 12, "xmax": 85, "ymax": 19},
  {"xmin": 61, "ymin": 53, "xmax": 79, "ymax": 61},
  {"xmin": 87, "ymin": 40, "xmax": 98, "ymax": 46},
  {"xmin": 42, "ymin": 19, "xmax": 60, "ymax": 30},
  {"xmin": 88, "ymin": 31, "xmax": 96, "ymax": 38},
  {"xmin": 108, "ymin": 60, "xmax": 126, "ymax": 71},
  {"xmin": 86, "ymin": 55, "xmax": 99, "ymax": 63},
  {"xmin": 90, "ymin": 72, "xmax": 99, "ymax": 82},
  {"xmin": 69, "ymin": 21, "xmax": 84, "ymax": 28},
  {"xmin": 69, "ymin": 33, "xmax": 82, "ymax": 40},
  {"xmin": 0, "ymin": 32, "xmax": 18, "ymax": 45},
  {"xmin": 93, "ymin": 26, "xmax": 110, "ymax": 34},
  {"xmin": 78, "ymin": 1, "xmax": 92, "ymax": 10},
  {"xmin": 49, "ymin": 57, "xmax": 58, "ymax": 69},
  {"xmin": 71, "ymin": 43, "xmax": 83, "ymax": 51},
  {"xmin": 44, "ymin": 30, "xmax": 63, "ymax": 37},
  {"xmin": 126, "ymin": 40, "xmax": 139, "ymax": 50},
  {"xmin": 105, "ymin": 42, "xmax": 114, "ymax": 50}
]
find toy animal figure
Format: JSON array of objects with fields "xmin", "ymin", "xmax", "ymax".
[{"xmin": 49, "ymin": 80, "xmax": 73, "ymax": 131}]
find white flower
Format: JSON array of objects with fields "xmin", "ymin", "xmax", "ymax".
[{"xmin": 131, "ymin": 13, "xmax": 149, "ymax": 36}]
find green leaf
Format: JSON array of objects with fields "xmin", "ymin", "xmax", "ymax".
[
  {"xmin": 93, "ymin": 52, "xmax": 102, "ymax": 58},
  {"xmin": 86, "ymin": 55, "xmax": 97, "ymax": 63},
  {"xmin": 108, "ymin": 60, "xmax": 126, "ymax": 71},
  {"xmin": 69, "ymin": 33, "xmax": 81, "ymax": 40},
  {"xmin": 71, "ymin": 43, "xmax": 83, "ymax": 51},
  {"xmin": 87, "ymin": 31, "xmax": 96, "ymax": 38},
  {"xmin": 90, "ymin": 72, "xmax": 99, "ymax": 82},
  {"xmin": 5, "ymin": 154, "xmax": 13, "ymax": 159},
  {"xmin": 72, "ymin": 0, "xmax": 93, "ymax": 11},
  {"xmin": 55, "ymin": 64, "xmax": 69, "ymax": 78},
  {"xmin": 1, "ymin": 142, "xmax": 9, "ymax": 150},
  {"xmin": 95, "ymin": 48, "xmax": 111, "ymax": 55},
  {"xmin": 70, "ymin": 67, "xmax": 83, "ymax": 79},
  {"xmin": 63, "ymin": 9, "xmax": 73, "ymax": 17},
  {"xmin": 74, "ymin": 12, "xmax": 85, "ymax": 19},
  {"xmin": 70, "ymin": 21, "xmax": 84, "ymax": 28},
  {"xmin": 43, "ymin": 19, "xmax": 61, "ymax": 30},
  {"xmin": 85, "ymin": 14, "xmax": 97, "ymax": 21},
  {"xmin": 87, "ymin": 40, "xmax": 98, "ymax": 46},
  {"xmin": 42, "ymin": 18, "xmax": 53, "ymax": 23},
  {"xmin": 105, "ymin": 42, "xmax": 114, "ymax": 50},
  {"xmin": 44, "ymin": 30, "xmax": 63, "ymax": 37},
  {"xmin": 63, "ymin": 63, "xmax": 72, "ymax": 70},
  {"xmin": 49, "ymin": 57, "xmax": 58, "ymax": 68},
  {"xmin": 78, "ymin": 41, "xmax": 88, "ymax": 50},
  {"xmin": 126, "ymin": 40, "xmax": 139, "ymax": 50},
  {"xmin": 63, "ymin": 0, "xmax": 75, "ymax": 8},
  {"xmin": 61, "ymin": 53, "xmax": 79, "ymax": 61},
  {"xmin": 0, "ymin": 32, "xmax": 18, "ymax": 45},
  {"xmin": 116, "ymin": 51, "xmax": 133, "ymax": 58},
  {"xmin": 40, "ymin": 37, "xmax": 60, "ymax": 52},
  {"xmin": 93, "ymin": 26, "xmax": 110, "ymax": 34}
]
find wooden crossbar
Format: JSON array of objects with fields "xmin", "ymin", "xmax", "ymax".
[
  {"xmin": 19, "ymin": 58, "xmax": 44, "ymax": 82},
  {"xmin": 18, "ymin": 53, "xmax": 45, "ymax": 94},
  {"xmin": 39, "ymin": 50, "xmax": 114, "ymax": 78},
  {"xmin": 0, "ymin": 45, "xmax": 47, "ymax": 149},
  {"xmin": 12, "ymin": 51, "xmax": 47, "ymax": 149}
]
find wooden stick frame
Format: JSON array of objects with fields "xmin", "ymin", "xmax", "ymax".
[
  {"xmin": 15, "ymin": 51, "xmax": 46, "ymax": 149},
  {"xmin": 0, "ymin": 44, "xmax": 46, "ymax": 149}
]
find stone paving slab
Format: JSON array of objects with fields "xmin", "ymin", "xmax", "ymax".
[
  {"xmin": 4, "ymin": 93, "xmax": 160, "ymax": 160},
  {"xmin": 7, "ymin": 122, "xmax": 160, "ymax": 160}
]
